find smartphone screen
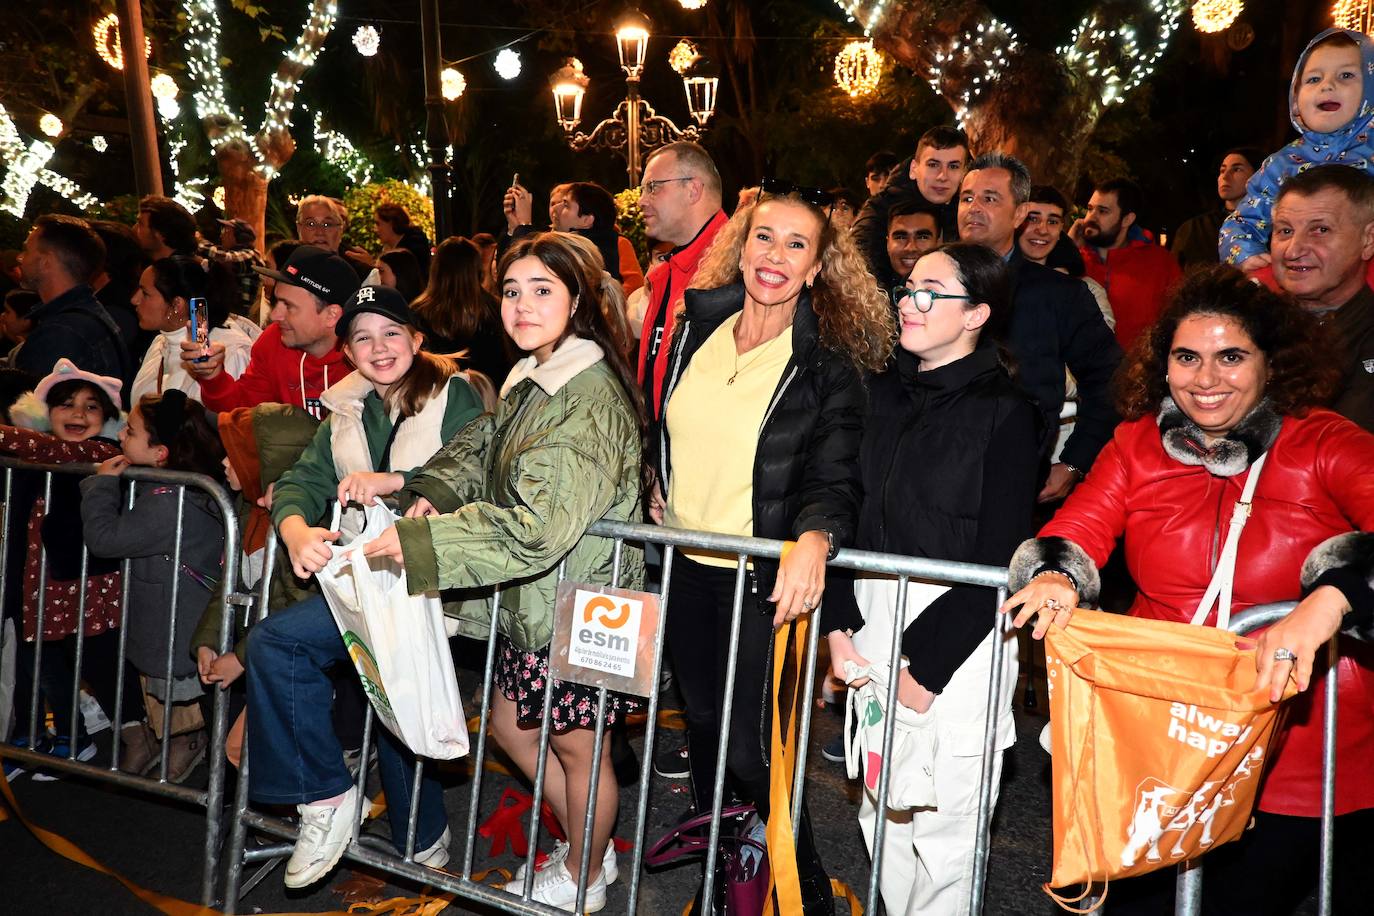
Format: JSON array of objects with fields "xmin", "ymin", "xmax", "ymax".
[{"xmin": 189, "ymin": 297, "xmax": 209, "ymax": 363}]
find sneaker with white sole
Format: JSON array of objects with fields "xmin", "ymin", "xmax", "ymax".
[
  {"xmin": 502, "ymin": 859, "xmax": 606, "ymax": 912},
  {"xmin": 284, "ymin": 786, "xmax": 361, "ymax": 888},
  {"xmin": 653, "ymin": 741, "xmax": 690, "ymax": 779},
  {"xmin": 413, "ymin": 825, "xmax": 451, "ymax": 870},
  {"xmin": 31, "ymin": 734, "xmax": 97, "ymax": 782},
  {"xmin": 512, "ymin": 838, "xmax": 618, "ymax": 885}
]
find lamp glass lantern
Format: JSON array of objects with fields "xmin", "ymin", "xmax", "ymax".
[
  {"xmin": 615, "ymin": 11, "xmax": 652, "ymax": 78},
  {"xmin": 683, "ymin": 75, "xmax": 719, "ymax": 126},
  {"xmin": 552, "ymin": 81, "xmax": 587, "ymax": 132}
]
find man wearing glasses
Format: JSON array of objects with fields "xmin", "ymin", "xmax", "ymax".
[
  {"xmin": 635, "ymin": 141, "xmax": 728, "ymax": 421},
  {"xmin": 296, "ymin": 196, "xmax": 373, "ymax": 277}
]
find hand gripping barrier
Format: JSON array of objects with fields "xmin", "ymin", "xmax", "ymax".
[
  {"xmin": 0, "ymin": 457, "xmax": 245, "ymax": 906},
  {"xmin": 220, "ymin": 518, "xmax": 1013, "ymax": 915}
]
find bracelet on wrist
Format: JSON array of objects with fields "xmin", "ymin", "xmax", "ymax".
[{"xmin": 1031, "ymin": 567, "xmax": 1078, "ymax": 592}]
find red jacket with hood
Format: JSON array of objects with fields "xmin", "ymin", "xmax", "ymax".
[
  {"xmin": 197, "ymin": 322, "xmax": 350, "ymax": 419},
  {"xmin": 636, "ymin": 210, "xmax": 728, "ymax": 418},
  {"xmin": 1039, "ymin": 408, "xmax": 1374, "ymax": 817},
  {"xmin": 1080, "ymin": 237, "xmax": 1182, "ymax": 351}
]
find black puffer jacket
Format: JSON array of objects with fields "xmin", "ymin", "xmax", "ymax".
[
  {"xmin": 823, "ymin": 347, "xmax": 1039, "ymax": 692},
  {"xmin": 654, "ymin": 282, "xmax": 866, "ymax": 606}
]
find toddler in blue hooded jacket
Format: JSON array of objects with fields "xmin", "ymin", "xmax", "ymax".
[{"xmin": 1220, "ymin": 28, "xmax": 1374, "ymax": 269}]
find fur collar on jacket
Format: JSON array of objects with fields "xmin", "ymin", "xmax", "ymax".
[
  {"xmin": 1156, "ymin": 396, "xmax": 1282, "ymax": 477},
  {"xmin": 500, "ymin": 336, "xmax": 604, "ymax": 399}
]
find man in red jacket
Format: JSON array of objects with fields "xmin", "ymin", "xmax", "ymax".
[
  {"xmin": 181, "ymin": 245, "xmax": 359, "ymax": 418},
  {"xmin": 1073, "ymin": 177, "xmax": 1182, "ymax": 350},
  {"xmin": 635, "ymin": 141, "xmax": 727, "ymax": 419}
]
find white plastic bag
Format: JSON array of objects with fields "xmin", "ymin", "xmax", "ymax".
[
  {"xmin": 315, "ymin": 501, "xmax": 469, "ymax": 760},
  {"xmin": 843, "ymin": 659, "xmax": 939, "ymax": 810}
]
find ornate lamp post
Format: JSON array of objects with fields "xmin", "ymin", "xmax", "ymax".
[{"xmin": 550, "ymin": 9, "xmax": 719, "ymax": 187}]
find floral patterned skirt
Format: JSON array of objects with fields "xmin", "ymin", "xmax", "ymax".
[{"xmin": 494, "ymin": 636, "xmax": 643, "ymax": 734}]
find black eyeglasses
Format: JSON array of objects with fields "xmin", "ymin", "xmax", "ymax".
[
  {"xmin": 759, "ymin": 176, "xmax": 835, "ymax": 210},
  {"xmin": 890, "ymin": 286, "xmax": 971, "ymax": 312}
]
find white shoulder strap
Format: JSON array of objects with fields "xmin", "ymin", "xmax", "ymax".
[{"xmin": 1190, "ymin": 452, "xmax": 1268, "ymax": 630}]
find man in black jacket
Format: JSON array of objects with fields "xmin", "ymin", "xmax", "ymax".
[
  {"xmin": 852, "ymin": 125, "xmax": 968, "ymax": 281},
  {"xmin": 15, "ymin": 215, "xmax": 130, "ymax": 399},
  {"xmin": 957, "ymin": 152, "xmax": 1122, "ymax": 502}
]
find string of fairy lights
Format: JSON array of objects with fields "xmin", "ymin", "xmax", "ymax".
[{"xmin": 2, "ymin": 2, "xmax": 1364, "ymax": 219}]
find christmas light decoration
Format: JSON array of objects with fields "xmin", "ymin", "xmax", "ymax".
[
  {"xmin": 1334, "ymin": 1, "xmax": 1374, "ymax": 34},
  {"xmin": 834, "ymin": 40, "xmax": 883, "ymax": 97},
  {"xmin": 91, "ymin": 135, "xmax": 108, "ymax": 153},
  {"xmin": 213, "ymin": 186, "xmax": 226, "ymax": 209},
  {"xmin": 183, "ymin": 0, "xmax": 336, "ymax": 180},
  {"xmin": 441, "ymin": 67, "xmax": 466, "ymax": 101},
  {"xmin": 926, "ymin": 17, "xmax": 1021, "ymax": 123},
  {"xmin": 678, "ymin": 0, "xmax": 708, "ymax": 8},
  {"xmin": 353, "ymin": 25, "xmax": 380, "ymax": 56},
  {"xmin": 0, "ymin": 104, "xmax": 99, "ymax": 216},
  {"xmin": 494, "ymin": 48, "xmax": 522, "ymax": 80},
  {"xmin": 832, "ymin": 0, "xmax": 891, "ymax": 36},
  {"xmin": 158, "ymin": 96, "xmax": 181, "ymax": 120},
  {"xmin": 1058, "ymin": 0, "xmax": 1185, "ymax": 107},
  {"xmin": 150, "ymin": 73, "xmax": 179, "ymax": 100},
  {"xmin": 669, "ymin": 38, "xmax": 700, "ymax": 75},
  {"xmin": 313, "ymin": 111, "xmax": 374, "ymax": 184},
  {"xmin": 93, "ymin": 12, "xmax": 152, "ymax": 70},
  {"xmin": 1192, "ymin": 0, "xmax": 1243, "ymax": 33},
  {"xmin": 38, "ymin": 114, "xmax": 62, "ymax": 138}
]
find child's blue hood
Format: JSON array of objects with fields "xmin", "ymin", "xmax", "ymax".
[{"xmin": 1290, "ymin": 28, "xmax": 1374, "ymax": 140}]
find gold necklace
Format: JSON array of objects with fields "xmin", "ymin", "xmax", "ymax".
[{"xmin": 727, "ymin": 332, "xmax": 775, "ymax": 385}]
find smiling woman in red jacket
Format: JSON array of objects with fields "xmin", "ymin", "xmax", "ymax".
[{"xmin": 1004, "ymin": 266, "xmax": 1374, "ymax": 915}]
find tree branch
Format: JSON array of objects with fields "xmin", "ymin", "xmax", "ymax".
[{"xmin": 253, "ymin": 0, "xmax": 336, "ymax": 173}]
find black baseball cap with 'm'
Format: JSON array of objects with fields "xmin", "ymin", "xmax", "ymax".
[{"xmin": 254, "ymin": 244, "xmax": 360, "ymax": 304}]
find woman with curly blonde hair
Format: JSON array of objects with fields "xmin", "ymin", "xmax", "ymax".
[{"xmin": 647, "ymin": 181, "xmax": 892, "ymax": 915}]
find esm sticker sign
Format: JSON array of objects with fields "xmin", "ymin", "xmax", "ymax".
[{"xmin": 550, "ymin": 581, "xmax": 661, "ymax": 698}]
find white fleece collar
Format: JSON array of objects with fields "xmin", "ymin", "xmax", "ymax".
[
  {"xmin": 319, "ymin": 369, "xmax": 376, "ymax": 420},
  {"xmin": 499, "ymin": 336, "xmax": 604, "ymax": 400}
]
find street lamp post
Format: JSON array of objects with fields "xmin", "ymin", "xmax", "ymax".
[{"xmin": 550, "ymin": 10, "xmax": 719, "ymax": 188}]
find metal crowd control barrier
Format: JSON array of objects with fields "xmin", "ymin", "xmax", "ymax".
[
  {"xmin": 0, "ymin": 457, "xmax": 242, "ymax": 906},
  {"xmin": 221, "ymin": 518, "xmax": 1012, "ymax": 915}
]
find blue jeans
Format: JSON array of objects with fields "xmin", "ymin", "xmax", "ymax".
[{"xmin": 244, "ymin": 595, "xmax": 447, "ymax": 852}]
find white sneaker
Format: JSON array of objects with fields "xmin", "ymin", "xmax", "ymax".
[
  {"xmin": 502, "ymin": 859, "xmax": 607, "ymax": 912},
  {"xmin": 413, "ymin": 825, "xmax": 451, "ymax": 870},
  {"xmin": 284, "ymin": 787, "xmax": 360, "ymax": 888},
  {"xmin": 512, "ymin": 838, "xmax": 618, "ymax": 885}
]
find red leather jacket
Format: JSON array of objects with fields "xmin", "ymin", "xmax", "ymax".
[{"xmin": 1042, "ymin": 409, "xmax": 1374, "ymax": 816}]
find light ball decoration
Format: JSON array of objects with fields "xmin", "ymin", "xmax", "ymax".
[
  {"xmin": 834, "ymin": 40, "xmax": 883, "ymax": 98},
  {"xmin": 91, "ymin": 135, "xmax": 108, "ymax": 153},
  {"xmin": 353, "ymin": 25, "xmax": 381, "ymax": 57},
  {"xmin": 1333, "ymin": 1, "xmax": 1374, "ymax": 34},
  {"xmin": 213, "ymin": 186, "xmax": 227, "ymax": 210},
  {"xmin": 150, "ymin": 73, "xmax": 179, "ymax": 100},
  {"xmin": 157, "ymin": 96, "xmax": 181, "ymax": 120},
  {"xmin": 92, "ymin": 13, "xmax": 151, "ymax": 71},
  {"xmin": 494, "ymin": 48, "xmax": 522, "ymax": 80},
  {"xmin": 440, "ymin": 67, "xmax": 466, "ymax": 101},
  {"xmin": 38, "ymin": 114, "xmax": 63, "ymax": 138},
  {"xmin": 1192, "ymin": 0, "xmax": 1243, "ymax": 33},
  {"xmin": 669, "ymin": 38, "xmax": 701, "ymax": 75},
  {"xmin": 678, "ymin": 0, "xmax": 708, "ymax": 8}
]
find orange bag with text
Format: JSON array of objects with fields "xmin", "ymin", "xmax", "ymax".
[{"xmin": 1041, "ymin": 609, "xmax": 1296, "ymax": 911}]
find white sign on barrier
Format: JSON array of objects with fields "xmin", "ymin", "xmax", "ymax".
[{"xmin": 550, "ymin": 581, "xmax": 661, "ymax": 697}]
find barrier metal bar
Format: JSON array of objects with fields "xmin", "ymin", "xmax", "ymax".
[
  {"xmin": 67, "ymin": 543, "xmax": 89, "ymax": 760},
  {"xmin": 970, "ymin": 586, "xmax": 1011, "ymax": 914},
  {"xmin": 0, "ymin": 459, "xmax": 241, "ymax": 907},
  {"xmin": 110, "ymin": 480, "xmax": 136, "ymax": 771},
  {"xmin": 866, "ymin": 576, "xmax": 910, "ymax": 915},
  {"xmin": 157, "ymin": 486, "xmax": 186, "ymax": 783},
  {"xmin": 518, "ymin": 558, "xmax": 567, "ymax": 901},
  {"xmin": 1169, "ymin": 601, "xmax": 1335, "ymax": 916},
  {"xmin": 221, "ymin": 520, "xmax": 1013, "ymax": 916}
]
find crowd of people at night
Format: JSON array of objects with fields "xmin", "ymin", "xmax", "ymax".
[{"xmin": 4, "ymin": 24, "xmax": 1374, "ymax": 916}]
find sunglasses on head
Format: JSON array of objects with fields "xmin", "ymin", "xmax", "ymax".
[{"xmin": 759, "ymin": 177, "xmax": 836, "ymax": 211}]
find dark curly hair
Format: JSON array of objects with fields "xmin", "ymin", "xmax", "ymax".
[{"xmin": 1115, "ymin": 264, "xmax": 1343, "ymax": 421}]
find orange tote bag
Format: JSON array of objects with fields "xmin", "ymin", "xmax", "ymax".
[{"xmin": 1041, "ymin": 609, "xmax": 1296, "ymax": 911}]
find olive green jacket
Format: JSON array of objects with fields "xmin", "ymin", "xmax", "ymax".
[{"xmin": 396, "ymin": 337, "xmax": 645, "ymax": 650}]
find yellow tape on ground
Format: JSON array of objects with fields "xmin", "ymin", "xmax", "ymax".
[{"xmin": 0, "ymin": 766, "xmax": 451, "ymax": 916}]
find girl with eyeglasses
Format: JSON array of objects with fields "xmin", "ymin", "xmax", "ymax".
[
  {"xmin": 824, "ymin": 243, "xmax": 1039, "ymax": 916},
  {"xmin": 649, "ymin": 183, "xmax": 893, "ymax": 914}
]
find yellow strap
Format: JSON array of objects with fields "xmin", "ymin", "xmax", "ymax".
[
  {"xmin": 0, "ymin": 766, "xmax": 451, "ymax": 916},
  {"xmin": 762, "ymin": 615, "xmax": 807, "ymax": 915}
]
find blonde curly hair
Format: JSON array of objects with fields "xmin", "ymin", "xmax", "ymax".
[{"xmin": 688, "ymin": 195, "xmax": 894, "ymax": 372}]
